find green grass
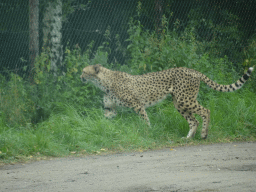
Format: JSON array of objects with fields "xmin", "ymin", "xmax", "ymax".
[{"xmin": 1, "ymin": 88, "xmax": 255, "ymax": 163}]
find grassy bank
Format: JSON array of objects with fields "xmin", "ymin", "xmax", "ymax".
[{"xmin": 1, "ymin": 88, "xmax": 255, "ymax": 163}]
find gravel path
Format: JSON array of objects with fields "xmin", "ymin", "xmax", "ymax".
[{"xmin": 1, "ymin": 142, "xmax": 256, "ymax": 192}]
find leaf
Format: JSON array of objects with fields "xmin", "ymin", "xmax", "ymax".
[
  {"xmin": 73, "ymin": 68, "xmax": 78, "ymax": 73},
  {"xmin": 46, "ymin": 64, "xmax": 51, "ymax": 72},
  {"xmin": 127, "ymin": 44, "xmax": 133, "ymax": 50}
]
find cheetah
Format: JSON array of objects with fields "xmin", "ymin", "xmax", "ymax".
[{"xmin": 80, "ymin": 64, "xmax": 254, "ymax": 139}]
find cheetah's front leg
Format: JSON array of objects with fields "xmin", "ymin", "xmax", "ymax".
[
  {"xmin": 134, "ymin": 106, "xmax": 151, "ymax": 126},
  {"xmin": 103, "ymin": 95, "xmax": 117, "ymax": 119}
]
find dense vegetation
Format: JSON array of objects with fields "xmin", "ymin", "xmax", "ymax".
[{"xmin": 0, "ymin": 4, "xmax": 255, "ymax": 163}]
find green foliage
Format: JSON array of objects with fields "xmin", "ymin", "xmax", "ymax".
[
  {"xmin": 125, "ymin": 11, "xmax": 240, "ymax": 81},
  {"xmin": 242, "ymin": 37, "xmax": 256, "ymax": 92},
  {"xmin": 31, "ymin": 43, "xmax": 105, "ymax": 123},
  {"xmin": 0, "ymin": 73, "xmax": 36, "ymax": 128},
  {"xmin": 126, "ymin": 16, "xmax": 179, "ymax": 73},
  {"xmin": 188, "ymin": 7, "xmax": 243, "ymax": 64}
]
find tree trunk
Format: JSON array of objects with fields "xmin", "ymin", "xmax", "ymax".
[
  {"xmin": 154, "ymin": 0, "xmax": 164, "ymax": 34},
  {"xmin": 29, "ymin": 0, "xmax": 39, "ymax": 82},
  {"xmin": 43, "ymin": 0, "xmax": 63, "ymax": 76}
]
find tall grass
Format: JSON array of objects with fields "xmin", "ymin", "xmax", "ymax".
[{"xmin": 1, "ymin": 90, "xmax": 255, "ymax": 162}]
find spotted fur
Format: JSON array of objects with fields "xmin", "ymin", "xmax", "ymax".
[{"xmin": 81, "ymin": 64, "xmax": 254, "ymax": 139}]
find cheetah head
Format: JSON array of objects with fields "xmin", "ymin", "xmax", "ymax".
[{"xmin": 80, "ymin": 64, "xmax": 102, "ymax": 83}]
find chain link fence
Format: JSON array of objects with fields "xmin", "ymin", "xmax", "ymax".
[{"xmin": 0, "ymin": 0, "xmax": 255, "ymax": 77}]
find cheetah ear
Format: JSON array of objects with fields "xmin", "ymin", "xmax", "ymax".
[{"xmin": 94, "ymin": 64, "xmax": 102, "ymax": 74}]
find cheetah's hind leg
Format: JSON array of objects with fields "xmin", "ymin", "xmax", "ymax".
[
  {"xmin": 173, "ymin": 99, "xmax": 199, "ymax": 139},
  {"xmin": 180, "ymin": 110, "xmax": 200, "ymax": 139},
  {"xmin": 191, "ymin": 101, "xmax": 210, "ymax": 139},
  {"xmin": 134, "ymin": 106, "xmax": 151, "ymax": 126}
]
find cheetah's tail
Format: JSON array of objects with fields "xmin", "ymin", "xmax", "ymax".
[{"xmin": 200, "ymin": 66, "xmax": 254, "ymax": 92}]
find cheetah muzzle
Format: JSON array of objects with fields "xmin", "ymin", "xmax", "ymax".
[{"xmin": 80, "ymin": 64, "xmax": 254, "ymax": 139}]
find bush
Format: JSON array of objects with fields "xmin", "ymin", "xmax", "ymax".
[
  {"xmin": 0, "ymin": 73, "xmax": 36, "ymax": 128},
  {"xmin": 30, "ymin": 43, "xmax": 107, "ymax": 123}
]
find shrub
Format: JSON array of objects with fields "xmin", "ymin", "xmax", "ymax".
[{"xmin": 0, "ymin": 73, "xmax": 36, "ymax": 128}]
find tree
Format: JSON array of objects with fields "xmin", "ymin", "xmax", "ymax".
[
  {"xmin": 43, "ymin": 0, "xmax": 63, "ymax": 76},
  {"xmin": 29, "ymin": 0, "xmax": 39, "ymax": 82},
  {"xmin": 154, "ymin": 0, "xmax": 164, "ymax": 34}
]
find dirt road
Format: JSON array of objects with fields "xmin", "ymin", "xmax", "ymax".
[{"xmin": 1, "ymin": 142, "xmax": 256, "ymax": 192}]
